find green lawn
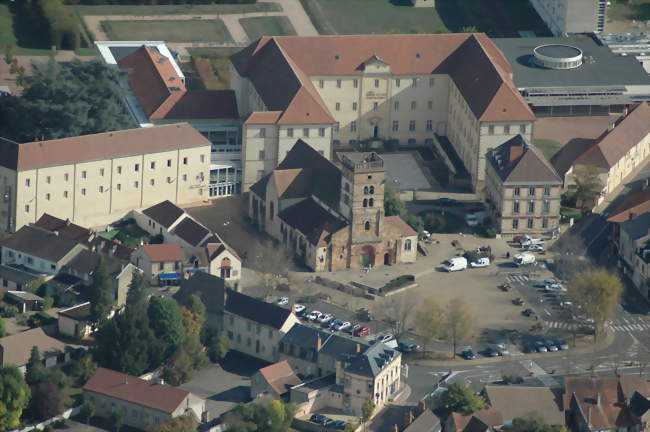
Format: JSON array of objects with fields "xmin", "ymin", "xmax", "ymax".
[
  {"xmin": 102, "ymin": 19, "xmax": 233, "ymax": 43},
  {"xmin": 534, "ymin": 138, "xmax": 564, "ymax": 163},
  {"xmin": 188, "ymin": 47, "xmax": 240, "ymax": 90},
  {"xmin": 240, "ymin": 16, "xmax": 297, "ymax": 41},
  {"xmin": 607, "ymin": 0, "xmax": 650, "ymax": 21},
  {"xmin": 74, "ymin": 2, "xmax": 281, "ymax": 16},
  {"xmin": 0, "ymin": 4, "xmax": 56, "ymax": 55}
]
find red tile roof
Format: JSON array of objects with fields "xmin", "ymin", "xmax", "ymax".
[
  {"xmin": 487, "ymin": 135, "xmax": 562, "ymax": 183},
  {"xmin": 84, "ymin": 367, "xmax": 194, "ymax": 414},
  {"xmin": 258, "ymin": 360, "xmax": 302, "ymax": 396},
  {"xmin": 451, "ymin": 408, "xmax": 503, "ymax": 432},
  {"xmin": 142, "ymin": 243, "xmax": 184, "ymax": 262},
  {"xmin": 385, "ymin": 216, "xmax": 417, "ymax": 237},
  {"xmin": 607, "ymin": 187, "xmax": 650, "ymax": 222}
]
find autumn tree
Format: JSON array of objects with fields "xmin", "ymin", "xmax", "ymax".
[
  {"xmin": 29, "ymin": 381, "xmax": 65, "ymax": 420},
  {"xmin": 568, "ymin": 269, "xmax": 622, "ymax": 339},
  {"xmin": 443, "ymin": 297, "xmax": 476, "ymax": 357},
  {"xmin": 361, "ymin": 397, "xmax": 376, "ymax": 423},
  {"xmin": 154, "ymin": 413, "xmax": 199, "ymax": 432},
  {"xmin": 442, "ymin": 382, "xmax": 487, "ymax": 414},
  {"xmin": 573, "ymin": 165, "xmax": 603, "ymax": 211},
  {"xmin": 0, "ymin": 366, "xmax": 31, "ymax": 431},
  {"xmin": 163, "ymin": 348, "xmax": 195, "ymax": 386},
  {"xmin": 376, "ymin": 295, "xmax": 417, "ymax": 340},
  {"xmin": 414, "ymin": 298, "xmax": 444, "ymax": 352}
]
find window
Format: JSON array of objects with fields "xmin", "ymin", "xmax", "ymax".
[
  {"xmin": 405, "ymin": 239, "xmax": 412, "ymax": 251},
  {"xmin": 364, "ymin": 221, "xmax": 371, "ymax": 231},
  {"xmin": 395, "ymin": 78, "xmax": 401, "ymax": 87},
  {"xmin": 287, "ymin": 128, "xmax": 294, "ymax": 137},
  {"xmin": 100, "ymin": 168, "xmax": 105, "ymax": 176},
  {"xmin": 426, "ymin": 120, "xmax": 433, "ymax": 131},
  {"xmin": 409, "ymin": 120, "xmax": 416, "ymax": 131},
  {"xmin": 544, "ymin": 185, "xmax": 551, "ymax": 196},
  {"xmin": 319, "ymin": 80, "xmax": 324, "ymax": 88},
  {"xmin": 513, "ymin": 201, "xmax": 520, "ymax": 213},
  {"xmin": 351, "ymin": 121, "xmax": 357, "ymax": 132},
  {"xmin": 182, "ymin": 174, "xmax": 187, "ymax": 181},
  {"xmin": 504, "ymin": 125, "xmax": 510, "ymax": 135},
  {"xmin": 520, "ymin": 125, "xmax": 527, "ymax": 134},
  {"xmin": 167, "ymin": 159, "xmax": 172, "ymax": 168},
  {"xmin": 63, "ymin": 191, "xmax": 68, "ymax": 198},
  {"xmin": 363, "ymin": 186, "xmax": 369, "ymax": 194},
  {"xmin": 333, "ymin": 123, "xmax": 340, "ymax": 134},
  {"xmin": 411, "ymin": 101, "xmax": 416, "ymax": 110},
  {"xmin": 45, "ymin": 193, "xmax": 50, "ymax": 200},
  {"xmin": 429, "ymin": 77, "xmax": 435, "ymax": 87},
  {"xmin": 514, "ymin": 187, "xmax": 520, "ymax": 196},
  {"xmin": 150, "ymin": 179, "xmax": 155, "ymax": 186},
  {"xmin": 319, "ymin": 128, "xmax": 325, "ymax": 137},
  {"xmin": 81, "ymin": 188, "xmax": 86, "ymax": 195},
  {"xmin": 303, "ymin": 128, "xmax": 309, "ymax": 137},
  {"xmin": 488, "ymin": 125, "xmax": 494, "ymax": 135},
  {"xmin": 81, "ymin": 171, "xmax": 87, "ymax": 179},
  {"xmin": 527, "ymin": 219, "xmax": 534, "ymax": 229},
  {"xmin": 335, "ymin": 102, "xmax": 340, "ymax": 111},
  {"xmin": 116, "ymin": 184, "xmax": 121, "ymax": 191},
  {"xmin": 542, "ymin": 218, "xmax": 549, "ymax": 229},
  {"xmin": 45, "ymin": 176, "xmax": 50, "ymax": 184},
  {"xmin": 117, "ymin": 166, "xmax": 122, "ymax": 174},
  {"xmin": 336, "ymin": 79, "xmax": 341, "ymax": 88},
  {"xmin": 512, "ymin": 219, "xmax": 519, "ymax": 229},
  {"xmin": 394, "ymin": 101, "xmax": 399, "ymax": 111},
  {"xmin": 25, "ymin": 178, "xmax": 30, "ymax": 187},
  {"xmin": 134, "ymin": 181, "xmax": 139, "ymax": 188},
  {"xmin": 352, "ymin": 102, "xmax": 358, "ymax": 111},
  {"xmin": 428, "ymin": 101, "xmax": 433, "ymax": 110},
  {"xmin": 363, "ymin": 198, "xmax": 368, "ymax": 208},
  {"xmin": 64, "ymin": 173, "xmax": 69, "ymax": 181},
  {"xmin": 270, "ymin": 201, "xmax": 274, "ymax": 221},
  {"xmin": 183, "ymin": 157, "xmax": 188, "ymax": 165},
  {"xmin": 200, "ymin": 154, "xmax": 205, "ymax": 163},
  {"xmin": 369, "ymin": 186, "xmax": 374, "ymax": 194},
  {"xmin": 528, "ymin": 201, "xmax": 535, "ymax": 213},
  {"xmin": 135, "ymin": 163, "xmax": 140, "ymax": 172},
  {"xmin": 543, "ymin": 200, "xmax": 550, "ymax": 213},
  {"xmin": 99, "ymin": 186, "xmax": 104, "ymax": 193},
  {"xmin": 259, "ymin": 128, "xmax": 266, "ymax": 138},
  {"xmin": 374, "ymin": 79, "xmax": 379, "ymax": 88},
  {"xmin": 411, "ymin": 78, "xmax": 417, "ymax": 87},
  {"xmin": 259, "ymin": 150, "xmax": 265, "ymax": 160},
  {"xmin": 369, "ymin": 198, "xmax": 374, "ymax": 207},
  {"xmin": 150, "ymin": 162, "xmax": 155, "ymax": 169},
  {"xmin": 373, "ymin": 102, "xmax": 379, "ymax": 111},
  {"xmin": 353, "ymin": 79, "xmax": 358, "ymax": 88},
  {"xmin": 392, "ymin": 120, "xmax": 399, "ymax": 132},
  {"xmin": 529, "ymin": 186, "xmax": 535, "ymax": 196}
]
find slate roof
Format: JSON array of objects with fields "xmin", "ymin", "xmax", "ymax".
[
  {"xmin": 487, "ymin": 135, "xmax": 562, "ymax": 184},
  {"xmin": 163, "ymin": 90, "xmax": 239, "ymax": 120},
  {"xmin": 225, "ymin": 290, "xmax": 292, "ymax": 329},
  {"xmin": 58, "ymin": 302, "xmax": 91, "ymax": 321},
  {"xmin": 171, "ymin": 217, "xmax": 210, "ymax": 247},
  {"xmin": 1, "ymin": 225, "xmax": 80, "ymax": 262},
  {"xmin": 403, "ymin": 410, "xmax": 440, "ymax": 432},
  {"xmin": 574, "ymin": 103, "xmax": 650, "ymax": 169},
  {"xmin": 257, "ymin": 360, "xmax": 302, "ymax": 396},
  {"xmin": 282, "ymin": 324, "xmax": 367, "ymax": 357},
  {"xmin": 173, "ymin": 271, "xmax": 226, "ymax": 314},
  {"xmin": 84, "ymin": 367, "xmax": 196, "ymax": 414},
  {"xmin": 0, "ymin": 123, "xmax": 209, "ymax": 171},
  {"xmin": 5, "ymin": 290, "xmax": 44, "ymax": 302},
  {"xmin": 0, "ymin": 327, "xmax": 68, "ymax": 367},
  {"xmin": 0, "ymin": 264, "xmax": 39, "ymax": 284},
  {"xmin": 64, "ymin": 249, "xmax": 124, "ymax": 276},
  {"xmin": 278, "ymin": 198, "xmax": 347, "ymax": 247},
  {"xmin": 608, "ymin": 187, "xmax": 650, "ymax": 223},
  {"xmin": 344, "ymin": 342, "xmax": 399, "ymax": 377},
  {"xmin": 619, "ymin": 212, "xmax": 650, "ymax": 241},
  {"xmin": 142, "ymin": 200, "xmax": 185, "ymax": 229}
]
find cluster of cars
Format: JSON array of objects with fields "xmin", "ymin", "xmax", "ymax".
[
  {"xmin": 442, "ymin": 256, "xmax": 491, "ymax": 272},
  {"xmin": 523, "ymin": 338, "xmax": 569, "ymax": 353},
  {"xmin": 461, "ymin": 343, "xmax": 509, "ymax": 360},
  {"xmin": 309, "ymin": 414, "xmax": 349, "ymax": 430},
  {"xmin": 291, "ymin": 303, "xmax": 372, "ymax": 337}
]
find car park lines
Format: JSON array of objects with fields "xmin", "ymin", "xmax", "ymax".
[{"xmin": 505, "ymin": 274, "xmax": 530, "ymax": 284}]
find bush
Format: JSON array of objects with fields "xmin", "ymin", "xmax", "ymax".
[
  {"xmin": 2, "ymin": 305, "xmax": 19, "ymax": 318},
  {"xmin": 38, "ymin": 0, "xmax": 82, "ymax": 50},
  {"xmin": 149, "ymin": 234, "xmax": 164, "ymax": 244},
  {"xmin": 380, "ymin": 275, "xmax": 415, "ymax": 293},
  {"xmin": 39, "ymin": 297, "xmax": 54, "ymax": 311},
  {"xmin": 561, "ymin": 207, "xmax": 582, "ymax": 223}
]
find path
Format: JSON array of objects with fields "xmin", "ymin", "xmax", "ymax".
[{"xmin": 258, "ymin": 0, "xmax": 317, "ymax": 36}]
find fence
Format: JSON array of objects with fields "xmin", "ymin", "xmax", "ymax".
[{"xmin": 10, "ymin": 406, "xmax": 81, "ymax": 432}]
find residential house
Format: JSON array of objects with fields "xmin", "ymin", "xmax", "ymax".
[
  {"xmin": 612, "ymin": 212, "xmax": 650, "ymax": 299},
  {"xmin": 83, "ymin": 367, "xmax": 207, "ymax": 429},
  {"xmin": 485, "ymin": 135, "xmax": 562, "ymax": 237},
  {"xmin": 563, "ymin": 376, "xmax": 650, "ymax": 432},
  {"xmin": 249, "ymin": 141, "xmax": 418, "ymax": 271},
  {"xmin": 251, "ymin": 360, "xmax": 303, "ymax": 400},
  {"xmin": 131, "ymin": 244, "xmax": 184, "ymax": 285},
  {"xmin": 0, "ymin": 123, "xmax": 211, "ymax": 231},
  {"xmin": 445, "ymin": 408, "xmax": 503, "ymax": 432},
  {"xmin": 4, "ymin": 290, "xmax": 43, "ymax": 313},
  {"xmin": 483, "ymin": 385, "xmax": 564, "ymax": 426},
  {"xmin": 224, "ymin": 290, "xmax": 299, "ymax": 363},
  {"xmin": 402, "ymin": 409, "xmax": 441, "ymax": 432},
  {"xmin": 0, "ymin": 327, "xmax": 71, "ymax": 373},
  {"xmin": 231, "ymin": 34, "xmax": 534, "ymax": 191},
  {"xmin": 0, "ymin": 264, "xmax": 40, "ymax": 291},
  {"xmin": 566, "ymin": 103, "xmax": 650, "ymax": 207},
  {"xmin": 58, "ymin": 302, "xmax": 93, "ymax": 339}
]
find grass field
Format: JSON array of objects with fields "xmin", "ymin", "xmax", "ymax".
[
  {"xmin": 102, "ymin": 19, "xmax": 233, "ymax": 43},
  {"xmin": 240, "ymin": 16, "xmax": 297, "ymax": 40},
  {"xmin": 534, "ymin": 138, "xmax": 564, "ymax": 162},
  {"xmin": 0, "ymin": 4, "xmax": 54, "ymax": 55},
  {"xmin": 74, "ymin": 2, "xmax": 281, "ymax": 16},
  {"xmin": 607, "ymin": 0, "xmax": 650, "ymax": 21},
  {"xmin": 188, "ymin": 47, "xmax": 240, "ymax": 90},
  {"xmin": 300, "ymin": 0, "xmax": 549, "ymax": 36}
]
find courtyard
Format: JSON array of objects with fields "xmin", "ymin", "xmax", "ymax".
[{"xmin": 381, "ymin": 152, "xmax": 439, "ymax": 192}]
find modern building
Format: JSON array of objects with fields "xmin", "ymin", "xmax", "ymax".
[
  {"xmin": 528, "ymin": 0, "xmax": 607, "ymax": 36},
  {"xmin": 484, "ymin": 135, "xmax": 562, "ymax": 237},
  {"xmin": 83, "ymin": 367, "xmax": 207, "ymax": 429},
  {"xmin": 493, "ymin": 35, "xmax": 650, "ymax": 117},
  {"xmin": 0, "ymin": 123, "xmax": 211, "ymax": 231},
  {"xmin": 0, "ymin": 327, "xmax": 71, "ymax": 373},
  {"xmin": 250, "ymin": 141, "xmax": 418, "ymax": 271},
  {"xmin": 95, "ymin": 41, "xmax": 242, "ymax": 198},
  {"xmin": 231, "ymin": 34, "xmax": 535, "ymax": 191}
]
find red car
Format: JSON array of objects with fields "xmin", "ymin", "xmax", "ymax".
[{"xmin": 353, "ymin": 326, "xmax": 370, "ymax": 337}]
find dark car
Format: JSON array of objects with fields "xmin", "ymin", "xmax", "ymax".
[
  {"xmin": 310, "ymin": 414, "xmax": 326, "ymax": 424},
  {"xmin": 356, "ymin": 308, "xmax": 373, "ymax": 322},
  {"xmin": 555, "ymin": 338, "xmax": 569, "ymax": 350},
  {"xmin": 461, "ymin": 348, "xmax": 476, "ymax": 360},
  {"xmin": 522, "ymin": 308, "xmax": 535, "ymax": 317},
  {"xmin": 330, "ymin": 420, "xmax": 347, "ymax": 430},
  {"xmin": 523, "ymin": 343, "xmax": 537, "ymax": 354},
  {"xmin": 398, "ymin": 341, "xmax": 420, "ymax": 353},
  {"xmin": 484, "ymin": 347, "xmax": 500, "ymax": 357}
]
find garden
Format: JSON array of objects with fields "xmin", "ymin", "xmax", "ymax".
[
  {"xmin": 102, "ymin": 19, "xmax": 234, "ymax": 43},
  {"xmin": 418, "ymin": 209, "xmax": 464, "ymax": 233}
]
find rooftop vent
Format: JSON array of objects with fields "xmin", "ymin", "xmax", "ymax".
[
  {"xmin": 334, "ymin": 55, "xmax": 340, "ymax": 60},
  {"xmin": 415, "ymin": 53, "xmax": 421, "ymax": 58},
  {"xmin": 532, "ymin": 44, "xmax": 583, "ymax": 70},
  {"xmin": 170, "ymin": 86, "xmax": 182, "ymax": 92}
]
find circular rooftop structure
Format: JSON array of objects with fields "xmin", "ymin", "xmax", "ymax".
[{"xmin": 533, "ymin": 44, "xmax": 583, "ymax": 70}]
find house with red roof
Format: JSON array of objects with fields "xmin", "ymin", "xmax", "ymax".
[{"xmin": 83, "ymin": 367, "xmax": 207, "ymax": 429}]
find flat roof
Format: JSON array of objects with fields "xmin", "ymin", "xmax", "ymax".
[
  {"xmin": 493, "ymin": 35, "xmax": 650, "ymax": 88},
  {"xmin": 535, "ymin": 44, "xmax": 582, "ymax": 58}
]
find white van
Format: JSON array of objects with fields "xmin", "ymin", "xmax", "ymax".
[
  {"xmin": 514, "ymin": 253, "xmax": 535, "ymax": 266},
  {"xmin": 443, "ymin": 257, "xmax": 468, "ymax": 272}
]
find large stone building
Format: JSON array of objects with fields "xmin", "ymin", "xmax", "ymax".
[
  {"xmin": 249, "ymin": 140, "xmax": 417, "ymax": 271},
  {"xmin": 231, "ymin": 34, "xmax": 535, "ymax": 191},
  {"xmin": 529, "ymin": 0, "xmax": 606, "ymax": 36},
  {"xmin": 0, "ymin": 123, "xmax": 211, "ymax": 231},
  {"xmin": 485, "ymin": 135, "xmax": 562, "ymax": 237}
]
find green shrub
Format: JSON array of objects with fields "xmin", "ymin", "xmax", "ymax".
[
  {"xmin": 380, "ymin": 275, "xmax": 415, "ymax": 293},
  {"xmin": 149, "ymin": 234, "xmax": 164, "ymax": 244},
  {"xmin": 38, "ymin": 0, "xmax": 82, "ymax": 50},
  {"xmin": 2, "ymin": 305, "xmax": 19, "ymax": 318}
]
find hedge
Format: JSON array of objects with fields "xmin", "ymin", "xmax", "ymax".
[{"xmin": 39, "ymin": 0, "xmax": 82, "ymax": 50}]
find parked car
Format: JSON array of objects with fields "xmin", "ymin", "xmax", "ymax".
[
  {"xmin": 525, "ymin": 244, "xmax": 545, "ymax": 253},
  {"xmin": 334, "ymin": 321, "xmax": 351, "ymax": 332},
  {"xmin": 461, "ymin": 347, "xmax": 476, "ymax": 360},
  {"xmin": 465, "ymin": 214, "xmax": 479, "ymax": 227},
  {"xmin": 276, "ymin": 297, "xmax": 289, "ymax": 305},
  {"xmin": 545, "ymin": 340, "xmax": 559, "ymax": 352},
  {"xmin": 499, "ymin": 283, "xmax": 511, "ymax": 292},
  {"xmin": 534, "ymin": 341, "xmax": 548, "ymax": 353},
  {"xmin": 443, "ymin": 257, "xmax": 468, "ymax": 272},
  {"xmin": 523, "ymin": 343, "xmax": 537, "ymax": 354},
  {"xmin": 522, "ymin": 308, "xmax": 535, "ymax": 317},
  {"xmin": 318, "ymin": 313, "xmax": 334, "ymax": 325},
  {"xmin": 346, "ymin": 324, "xmax": 360, "ymax": 334},
  {"xmin": 495, "ymin": 343, "xmax": 510, "ymax": 356},
  {"xmin": 310, "ymin": 414, "xmax": 331, "ymax": 426},
  {"xmin": 356, "ymin": 308, "xmax": 373, "ymax": 322},
  {"xmin": 307, "ymin": 311, "xmax": 322, "ymax": 321},
  {"xmin": 331, "ymin": 420, "xmax": 347, "ymax": 430},
  {"xmin": 353, "ymin": 325, "xmax": 371, "ymax": 337},
  {"xmin": 512, "ymin": 297, "xmax": 524, "ymax": 306},
  {"xmin": 514, "ymin": 253, "xmax": 535, "ymax": 266},
  {"xmin": 398, "ymin": 341, "xmax": 420, "ymax": 353},
  {"xmin": 294, "ymin": 304, "xmax": 306, "ymax": 314},
  {"xmin": 470, "ymin": 257, "xmax": 490, "ymax": 268},
  {"xmin": 328, "ymin": 319, "xmax": 344, "ymax": 329},
  {"xmin": 555, "ymin": 339, "xmax": 569, "ymax": 350},
  {"xmin": 484, "ymin": 347, "xmax": 500, "ymax": 357}
]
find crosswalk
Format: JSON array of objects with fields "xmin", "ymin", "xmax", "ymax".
[
  {"xmin": 545, "ymin": 317, "xmax": 650, "ymax": 332},
  {"xmin": 505, "ymin": 274, "xmax": 530, "ymax": 284}
]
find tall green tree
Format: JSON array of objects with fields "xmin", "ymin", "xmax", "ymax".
[
  {"xmin": 442, "ymin": 382, "xmax": 487, "ymax": 414},
  {"xmin": 511, "ymin": 414, "xmax": 565, "ymax": 432},
  {"xmin": 443, "ymin": 297, "xmax": 476, "ymax": 357},
  {"xmin": 148, "ymin": 297, "xmax": 184, "ymax": 355},
  {"xmin": 0, "ymin": 365, "xmax": 31, "ymax": 431},
  {"xmin": 0, "ymin": 60, "xmax": 133, "ymax": 143},
  {"xmin": 80, "ymin": 399, "xmax": 95, "ymax": 425},
  {"xmin": 89, "ymin": 258, "xmax": 114, "ymax": 326},
  {"xmin": 226, "ymin": 401, "xmax": 296, "ymax": 432},
  {"xmin": 25, "ymin": 346, "xmax": 46, "ymax": 386},
  {"xmin": 209, "ymin": 332, "xmax": 231, "ymax": 363},
  {"xmin": 384, "ymin": 187, "xmax": 406, "ymax": 217},
  {"xmin": 568, "ymin": 268, "xmax": 622, "ymax": 339}
]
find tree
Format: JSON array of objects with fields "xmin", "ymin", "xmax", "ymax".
[
  {"xmin": 0, "ymin": 366, "xmax": 31, "ymax": 431},
  {"xmin": 154, "ymin": 414, "xmax": 199, "ymax": 432},
  {"xmin": 29, "ymin": 381, "xmax": 65, "ymax": 420},
  {"xmin": 163, "ymin": 348, "xmax": 195, "ymax": 386},
  {"xmin": 0, "ymin": 60, "xmax": 133, "ymax": 143},
  {"xmin": 110, "ymin": 407, "xmax": 125, "ymax": 432},
  {"xmin": 442, "ymin": 382, "xmax": 487, "ymax": 414},
  {"xmin": 511, "ymin": 414, "xmax": 564, "ymax": 432},
  {"xmin": 3, "ymin": 44, "xmax": 14, "ymax": 66},
  {"xmin": 414, "ymin": 298, "xmax": 444, "ymax": 352},
  {"xmin": 126, "ymin": 272, "xmax": 147, "ymax": 310},
  {"xmin": 209, "ymin": 332, "xmax": 231, "ymax": 363},
  {"xmin": 26, "ymin": 346, "xmax": 46, "ymax": 386},
  {"xmin": 226, "ymin": 401, "xmax": 296, "ymax": 432},
  {"xmin": 361, "ymin": 397, "xmax": 375, "ymax": 423},
  {"xmin": 568, "ymin": 269, "xmax": 622, "ymax": 339},
  {"xmin": 375, "ymin": 295, "xmax": 416, "ymax": 340},
  {"xmin": 71, "ymin": 354, "xmax": 97, "ymax": 385},
  {"xmin": 573, "ymin": 165, "xmax": 603, "ymax": 211},
  {"xmin": 384, "ymin": 186, "xmax": 406, "ymax": 217},
  {"xmin": 443, "ymin": 298, "xmax": 476, "ymax": 357},
  {"xmin": 80, "ymin": 399, "xmax": 95, "ymax": 425},
  {"xmin": 89, "ymin": 258, "xmax": 114, "ymax": 326},
  {"xmin": 148, "ymin": 296, "xmax": 184, "ymax": 356},
  {"xmin": 461, "ymin": 26, "xmax": 478, "ymax": 32},
  {"xmin": 181, "ymin": 296, "xmax": 206, "ymax": 339},
  {"xmin": 0, "ymin": 317, "xmax": 5, "ymax": 338}
]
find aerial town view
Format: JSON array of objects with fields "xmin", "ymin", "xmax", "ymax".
[{"xmin": 2, "ymin": 0, "xmax": 650, "ymax": 431}]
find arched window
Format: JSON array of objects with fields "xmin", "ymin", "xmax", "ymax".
[
  {"xmin": 363, "ymin": 199, "xmax": 368, "ymax": 207},
  {"xmin": 369, "ymin": 186, "xmax": 375, "ymax": 194},
  {"xmin": 363, "ymin": 186, "xmax": 369, "ymax": 194},
  {"xmin": 364, "ymin": 221, "xmax": 371, "ymax": 231},
  {"xmin": 369, "ymin": 198, "xmax": 374, "ymax": 207},
  {"xmin": 404, "ymin": 239, "xmax": 412, "ymax": 251}
]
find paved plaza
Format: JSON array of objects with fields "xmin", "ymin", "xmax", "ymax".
[{"xmin": 381, "ymin": 152, "xmax": 437, "ymax": 191}]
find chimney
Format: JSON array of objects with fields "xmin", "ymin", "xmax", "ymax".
[
  {"xmin": 509, "ymin": 144, "xmax": 524, "ymax": 163},
  {"xmin": 418, "ymin": 400, "xmax": 426, "ymax": 415},
  {"xmin": 65, "ymin": 218, "xmax": 70, "ymax": 226},
  {"xmin": 629, "ymin": 212, "xmax": 636, "ymax": 221},
  {"xmin": 644, "ymin": 178, "xmax": 649, "ymax": 190},
  {"xmin": 316, "ymin": 335, "xmax": 322, "ymax": 351},
  {"xmin": 392, "ymin": 424, "xmax": 399, "ymax": 432},
  {"xmin": 608, "ymin": 122, "xmax": 616, "ymax": 132},
  {"xmin": 404, "ymin": 409, "xmax": 414, "ymax": 426},
  {"xmin": 355, "ymin": 343, "xmax": 361, "ymax": 354}
]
